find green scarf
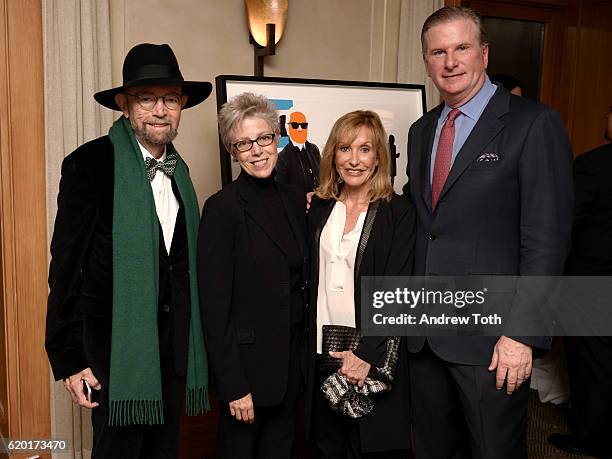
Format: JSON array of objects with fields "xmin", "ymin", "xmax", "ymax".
[{"xmin": 108, "ymin": 117, "xmax": 209, "ymax": 426}]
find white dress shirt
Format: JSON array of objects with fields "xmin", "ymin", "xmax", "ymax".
[
  {"xmin": 137, "ymin": 140, "xmax": 180, "ymax": 254},
  {"xmin": 316, "ymin": 201, "xmax": 367, "ymax": 353}
]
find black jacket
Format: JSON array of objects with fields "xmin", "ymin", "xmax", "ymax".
[
  {"xmin": 566, "ymin": 143, "xmax": 612, "ymax": 275},
  {"xmin": 304, "ymin": 193, "xmax": 416, "ymax": 453},
  {"xmin": 275, "ymin": 140, "xmax": 321, "ymax": 194},
  {"xmin": 197, "ymin": 172, "xmax": 307, "ymax": 406},
  {"xmin": 45, "ymin": 136, "xmax": 192, "ymax": 388}
]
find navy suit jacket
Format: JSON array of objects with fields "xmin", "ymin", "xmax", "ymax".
[{"xmin": 403, "ymin": 85, "xmax": 574, "ymax": 365}]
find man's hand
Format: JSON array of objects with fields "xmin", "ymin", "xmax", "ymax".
[
  {"xmin": 488, "ymin": 336, "xmax": 532, "ymax": 394},
  {"xmin": 63, "ymin": 367, "xmax": 101, "ymax": 409},
  {"xmin": 329, "ymin": 350, "xmax": 371, "ymax": 387},
  {"xmin": 229, "ymin": 393, "xmax": 255, "ymax": 424}
]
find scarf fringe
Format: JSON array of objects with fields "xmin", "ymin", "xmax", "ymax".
[
  {"xmin": 108, "ymin": 399, "xmax": 164, "ymax": 426},
  {"xmin": 185, "ymin": 386, "xmax": 210, "ymax": 416}
]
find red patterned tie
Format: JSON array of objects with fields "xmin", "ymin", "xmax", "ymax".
[{"xmin": 431, "ymin": 108, "xmax": 461, "ymax": 210}]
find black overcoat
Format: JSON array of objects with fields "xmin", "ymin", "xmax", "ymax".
[
  {"xmin": 197, "ymin": 172, "xmax": 307, "ymax": 406},
  {"xmin": 45, "ymin": 136, "xmax": 192, "ymax": 387},
  {"xmin": 304, "ymin": 193, "xmax": 416, "ymax": 453}
]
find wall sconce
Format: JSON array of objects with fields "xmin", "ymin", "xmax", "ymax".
[{"xmin": 245, "ymin": 0, "xmax": 288, "ymax": 77}]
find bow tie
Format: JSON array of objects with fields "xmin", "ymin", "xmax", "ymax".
[{"xmin": 145, "ymin": 152, "xmax": 178, "ymax": 181}]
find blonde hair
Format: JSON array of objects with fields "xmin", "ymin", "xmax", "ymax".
[{"xmin": 316, "ymin": 110, "xmax": 393, "ymax": 202}]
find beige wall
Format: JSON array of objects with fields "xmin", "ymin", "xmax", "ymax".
[{"xmin": 110, "ymin": 0, "xmax": 405, "ymax": 203}]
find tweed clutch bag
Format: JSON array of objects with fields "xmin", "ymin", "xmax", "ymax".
[
  {"xmin": 320, "ymin": 372, "xmax": 391, "ymax": 418},
  {"xmin": 320, "ymin": 324, "xmax": 401, "ymax": 384}
]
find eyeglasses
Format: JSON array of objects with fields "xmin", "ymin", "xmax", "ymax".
[
  {"xmin": 232, "ymin": 133, "xmax": 276, "ymax": 153},
  {"xmin": 124, "ymin": 92, "xmax": 183, "ymax": 111},
  {"xmin": 288, "ymin": 122, "xmax": 308, "ymax": 129}
]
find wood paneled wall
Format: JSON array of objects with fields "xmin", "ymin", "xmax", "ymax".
[
  {"xmin": 446, "ymin": 0, "xmax": 612, "ymax": 156},
  {"xmin": 0, "ymin": 0, "xmax": 50, "ymax": 456},
  {"xmin": 462, "ymin": 0, "xmax": 572, "ymax": 124},
  {"xmin": 566, "ymin": 0, "xmax": 612, "ymax": 155}
]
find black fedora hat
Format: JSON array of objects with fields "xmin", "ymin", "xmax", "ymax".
[{"xmin": 94, "ymin": 43, "xmax": 212, "ymax": 111}]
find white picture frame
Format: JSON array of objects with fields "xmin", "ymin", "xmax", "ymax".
[{"xmin": 216, "ymin": 75, "xmax": 427, "ymax": 194}]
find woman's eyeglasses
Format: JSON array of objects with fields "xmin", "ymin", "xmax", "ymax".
[{"xmin": 232, "ymin": 133, "xmax": 276, "ymax": 153}]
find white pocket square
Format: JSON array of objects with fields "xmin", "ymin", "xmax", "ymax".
[{"xmin": 476, "ymin": 153, "xmax": 499, "ymax": 162}]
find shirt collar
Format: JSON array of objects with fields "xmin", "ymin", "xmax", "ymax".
[
  {"xmin": 136, "ymin": 138, "xmax": 166, "ymax": 162},
  {"xmin": 440, "ymin": 76, "xmax": 497, "ymax": 122},
  {"xmin": 292, "ymin": 141, "xmax": 305, "ymax": 150}
]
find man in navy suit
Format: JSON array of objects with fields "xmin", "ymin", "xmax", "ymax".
[{"xmin": 403, "ymin": 6, "xmax": 574, "ymax": 458}]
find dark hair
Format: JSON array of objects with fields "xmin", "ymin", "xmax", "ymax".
[
  {"xmin": 492, "ymin": 74, "xmax": 523, "ymax": 92},
  {"xmin": 421, "ymin": 6, "xmax": 488, "ymax": 54}
]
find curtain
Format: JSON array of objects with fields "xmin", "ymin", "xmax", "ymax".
[
  {"xmin": 397, "ymin": 0, "xmax": 444, "ymax": 111},
  {"xmin": 43, "ymin": 0, "xmax": 113, "ymax": 457}
]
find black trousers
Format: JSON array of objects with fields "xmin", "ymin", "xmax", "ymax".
[
  {"xmin": 216, "ymin": 324, "xmax": 303, "ymax": 459},
  {"xmin": 564, "ymin": 336, "xmax": 612, "ymax": 458},
  {"xmin": 409, "ymin": 343, "xmax": 529, "ymax": 459},
  {"xmin": 90, "ymin": 308, "xmax": 186, "ymax": 459},
  {"xmin": 90, "ymin": 359, "xmax": 185, "ymax": 459},
  {"xmin": 312, "ymin": 358, "xmax": 409, "ymax": 459}
]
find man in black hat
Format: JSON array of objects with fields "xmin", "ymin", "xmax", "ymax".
[{"xmin": 45, "ymin": 43, "xmax": 211, "ymax": 458}]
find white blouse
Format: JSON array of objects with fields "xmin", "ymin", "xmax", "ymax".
[{"xmin": 316, "ymin": 201, "xmax": 367, "ymax": 353}]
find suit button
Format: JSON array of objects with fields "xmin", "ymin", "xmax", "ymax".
[
  {"xmin": 428, "ymin": 233, "xmax": 436, "ymax": 241},
  {"xmin": 162, "ymin": 304, "xmax": 170, "ymax": 313},
  {"xmin": 168, "ymin": 264, "xmax": 173, "ymax": 271}
]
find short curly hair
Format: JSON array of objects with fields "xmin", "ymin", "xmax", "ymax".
[{"xmin": 217, "ymin": 92, "xmax": 279, "ymax": 152}]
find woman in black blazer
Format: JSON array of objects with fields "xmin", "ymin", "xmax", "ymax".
[
  {"xmin": 305, "ymin": 111, "xmax": 416, "ymax": 458},
  {"xmin": 197, "ymin": 93, "xmax": 307, "ymax": 459}
]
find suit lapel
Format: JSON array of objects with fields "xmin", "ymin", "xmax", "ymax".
[
  {"xmin": 418, "ymin": 105, "xmax": 442, "ymax": 214},
  {"xmin": 437, "ymin": 87, "xmax": 509, "ymax": 205}
]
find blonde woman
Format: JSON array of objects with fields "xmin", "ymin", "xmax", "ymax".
[{"xmin": 304, "ymin": 110, "xmax": 416, "ymax": 458}]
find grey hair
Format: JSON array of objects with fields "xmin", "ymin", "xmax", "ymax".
[
  {"xmin": 217, "ymin": 92, "xmax": 279, "ymax": 152},
  {"xmin": 421, "ymin": 6, "xmax": 488, "ymax": 54}
]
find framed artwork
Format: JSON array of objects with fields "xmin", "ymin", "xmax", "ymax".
[{"xmin": 215, "ymin": 75, "xmax": 427, "ymax": 193}]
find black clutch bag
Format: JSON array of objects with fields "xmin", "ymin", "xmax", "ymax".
[{"xmin": 319, "ymin": 324, "xmax": 400, "ymax": 384}]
